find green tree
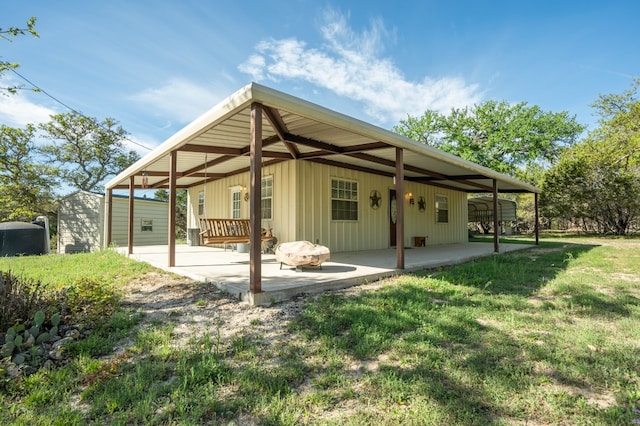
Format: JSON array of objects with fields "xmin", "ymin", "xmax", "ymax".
[
  {"xmin": 1, "ymin": 17, "xmax": 38, "ymax": 94},
  {"xmin": 0, "ymin": 124, "xmax": 56, "ymax": 221},
  {"xmin": 541, "ymin": 79, "xmax": 640, "ymax": 235},
  {"xmin": 153, "ymin": 189, "xmax": 187, "ymax": 239},
  {"xmin": 39, "ymin": 112, "xmax": 140, "ymax": 192},
  {"xmin": 394, "ymin": 101, "xmax": 585, "ymax": 178}
]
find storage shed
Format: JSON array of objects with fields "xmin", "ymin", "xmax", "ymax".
[{"xmin": 58, "ymin": 191, "xmax": 168, "ymax": 254}]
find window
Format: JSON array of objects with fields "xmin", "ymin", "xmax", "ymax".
[
  {"xmin": 141, "ymin": 219, "xmax": 153, "ymax": 232},
  {"xmin": 198, "ymin": 191, "xmax": 204, "ymax": 216},
  {"xmin": 231, "ymin": 189, "xmax": 241, "ymax": 219},
  {"xmin": 331, "ymin": 178, "xmax": 358, "ymax": 221},
  {"xmin": 436, "ymin": 195, "xmax": 449, "ymax": 223},
  {"xmin": 261, "ymin": 176, "xmax": 273, "ymax": 220}
]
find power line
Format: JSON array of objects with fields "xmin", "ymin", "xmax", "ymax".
[{"xmin": 9, "ymin": 68, "xmax": 154, "ymax": 152}]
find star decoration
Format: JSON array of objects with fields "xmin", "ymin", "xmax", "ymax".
[
  {"xmin": 418, "ymin": 196, "xmax": 426, "ymax": 212},
  {"xmin": 369, "ymin": 190, "xmax": 381, "ymax": 209}
]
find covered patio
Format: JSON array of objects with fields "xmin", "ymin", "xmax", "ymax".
[
  {"xmin": 118, "ymin": 241, "xmax": 533, "ymax": 305},
  {"xmin": 105, "ymin": 83, "xmax": 541, "ymax": 305}
]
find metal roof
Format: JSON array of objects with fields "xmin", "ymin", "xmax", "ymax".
[
  {"xmin": 106, "ymin": 82, "xmax": 540, "ymax": 194},
  {"xmin": 468, "ymin": 196, "xmax": 518, "ymax": 222}
]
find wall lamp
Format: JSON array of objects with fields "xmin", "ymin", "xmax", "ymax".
[{"xmin": 406, "ymin": 191, "xmax": 415, "ymax": 206}]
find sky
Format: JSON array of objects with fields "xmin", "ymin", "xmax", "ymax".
[{"xmin": 2, "ymin": 0, "xmax": 639, "ymax": 156}]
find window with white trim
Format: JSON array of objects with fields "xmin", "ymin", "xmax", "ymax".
[
  {"xmin": 198, "ymin": 191, "xmax": 204, "ymax": 216},
  {"xmin": 261, "ymin": 176, "xmax": 273, "ymax": 220},
  {"xmin": 331, "ymin": 178, "xmax": 358, "ymax": 221},
  {"xmin": 231, "ymin": 189, "xmax": 241, "ymax": 219},
  {"xmin": 436, "ymin": 195, "xmax": 449, "ymax": 223}
]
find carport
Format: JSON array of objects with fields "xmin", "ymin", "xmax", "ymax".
[{"xmin": 105, "ymin": 82, "xmax": 540, "ymax": 304}]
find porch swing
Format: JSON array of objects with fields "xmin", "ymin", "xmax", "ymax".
[{"xmin": 197, "ymin": 153, "xmax": 277, "ymax": 252}]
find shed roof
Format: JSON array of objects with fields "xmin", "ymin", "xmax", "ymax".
[
  {"xmin": 468, "ymin": 196, "xmax": 518, "ymax": 222},
  {"xmin": 106, "ymin": 82, "xmax": 540, "ymax": 194}
]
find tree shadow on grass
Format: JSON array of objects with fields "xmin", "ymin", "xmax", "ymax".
[{"xmin": 280, "ymin": 241, "xmax": 638, "ymax": 424}]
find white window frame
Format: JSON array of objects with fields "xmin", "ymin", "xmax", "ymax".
[
  {"xmin": 231, "ymin": 188, "xmax": 241, "ymax": 219},
  {"xmin": 261, "ymin": 175, "xmax": 273, "ymax": 220},
  {"xmin": 141, "ymin": 219, "xmax": 153, "ymax": 232},
  {"xmin": 197, "ymin": 191, "xmax": 204, "ymax": 216},
  {"xmin": 436, "ymin": 195, "xmax": 449, "ymax": 223},
  {"xmin": 331, "ymin": 178, "xmax": 358, "ymax": 221}
]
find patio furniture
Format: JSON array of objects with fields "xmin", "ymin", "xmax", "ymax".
[
  {"xmin": 199, "ymin": 218, "xmax": 275, "ymax": 251},
  {"xmin": 413, "ymin": 236, "xmax": 427, "ymax": 247},
  {"xmin": 275, "ymin": 241, "xmax": 330, "ymax": 271}
]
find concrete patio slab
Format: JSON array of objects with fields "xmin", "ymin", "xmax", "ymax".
[{"xmin": 118, "ymin": 242, "xmax": 534, "ymax": 305}]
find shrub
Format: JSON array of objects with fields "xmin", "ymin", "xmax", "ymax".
[{"xmin": 0, "ymin": 271, "xmax": 48, "ymax": 331}]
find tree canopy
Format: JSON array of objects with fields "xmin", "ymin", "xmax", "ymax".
[
  {"xmin": 1, "ymin": 17, "xmax": 38, "ymax": 94},
  {"xmin": 541, "ymin": 79, "xmax": 640, "ymax": 235},
  {"xmin": 393, "ymin": 100, "xmax": 585, "ymax": 179},
  {"xmin": 39, "ymin": 112, "xmax": 140, "ymax": 192},
  {"xmin": 0, "ymin": 124, "xmax": 56, "ymax": 221}
]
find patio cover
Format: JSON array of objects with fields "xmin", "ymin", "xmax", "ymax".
[{"xmin": 105, "ymin": 82, "xmax": 541, "ymax": 302}]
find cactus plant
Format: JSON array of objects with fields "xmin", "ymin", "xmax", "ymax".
[
  {"xmin": 34, "ymin": 311, "xmax": 45, "ymax": 328},
  {"xmin": 1, "ymin": 310, "xmax": 63, "ymax": 362}
]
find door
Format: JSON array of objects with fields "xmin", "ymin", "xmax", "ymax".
[{"xmin": 389, "ymin": 189, "xmax": 397, "ymax": 247}]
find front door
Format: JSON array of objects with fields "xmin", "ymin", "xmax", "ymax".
[{"xmin": 389, "ymin": 189, "xmax": 397, "ymax": 247}]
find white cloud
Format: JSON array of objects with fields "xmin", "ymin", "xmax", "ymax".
[
  {"xmin": 0, "ymin": 89, "xmax": 57, "ymax": 127},
  {"xmin": 238, "ymin": 9, "xmax": 482, "ymax": 125},
  {"xmin": 130, "ymin": 78, "xmax": 223, "ymax": 123}
]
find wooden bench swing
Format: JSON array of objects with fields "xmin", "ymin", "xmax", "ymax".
[{"xmin": 198, "ymin": 218, "xmax": 275, "ymax": 252}]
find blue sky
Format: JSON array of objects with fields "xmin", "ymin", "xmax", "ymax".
[{"xmin": 2, "ymin": 0, "xmax": 638, "ymax": 155}]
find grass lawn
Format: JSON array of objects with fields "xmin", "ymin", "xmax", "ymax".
[{"xmin": 0, "ymin": 238, "xmax": 639, "ymax": 425}]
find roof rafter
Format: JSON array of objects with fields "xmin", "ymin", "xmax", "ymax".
[{"xmin": 263, "ymin": 106, "xmax": 299, "ymax": 159}]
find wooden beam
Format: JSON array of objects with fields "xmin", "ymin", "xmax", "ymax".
[
  {"xmin": 179, "ymin": 144, "xmax": 243, "ymax": 155},
  {"xmin": 106, "ymin": 188, "xmax": 113, "ymax": 247},
  {"xmin": 250, "ymin": 103, "xmax": 263, "ymax": 294},
  {"xmin": 309, "ymin": 158, "xmax": 393, "ymax": 178},
  {"xmin": 283, "ymin": 132, "xmax": 344, "ymax": 153},
  {"xmin": 128, "ymin": 176, "xmax": 134, "ymax": 255},
  {"xmin": 493, "ymin": 179, "xmax": 499, "ymax": 253},
  {"xmin": 535, "ymin": 192, "xmax": 539, "ymax": 245},
  {"xmin": 263, "ymin": 106, "xmax": 300, "ymax": 159},
  {"xmin": 168, "ymin": 150, "xmax": 177, "ymax": 267},
  {"xmin": 396, "ymin": 148, "xmax": 405, "ymax": 269}
]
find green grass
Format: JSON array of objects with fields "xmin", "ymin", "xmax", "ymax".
[
  {"xmin": 1, "ymin": 239, "xmax": 639, "ymax": 424},
  {"xmin": 0, "ymin": 249, "xmax": 155, "ymax": 289}
]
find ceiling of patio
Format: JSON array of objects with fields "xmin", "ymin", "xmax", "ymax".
[{"xmin": 106, "ymin": 83, "xmax": 540, "ymax": 194}]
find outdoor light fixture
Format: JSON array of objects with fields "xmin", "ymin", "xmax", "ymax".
[
  {"xmin": 141, "ymin": 171, "xmax": 149, "ymax": 189},
  {"xmin": 406, "ymin": 192, "xmax": 414, "ymax": 206}
]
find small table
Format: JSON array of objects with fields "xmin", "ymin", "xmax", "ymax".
[{"xmin": 413, "ymin": 236, "xmax": 426, "ymax": 247}]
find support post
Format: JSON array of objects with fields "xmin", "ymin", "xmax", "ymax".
[
  {"xmin": 249, "ymin": 103, "xmax": 263, "ymax": 294},
  {"xmin": 534, "ymin": 192, "xmax": 539, "ymax": 245},
  {"xmin": 106, "ymin": 188, "xmax": 113, "ymax": 248},
  {"xmin": 128, "ymin": 176, "xmax": 134, "ymax": 255},
  {"xmin": 168, "ymin": 150, "xmax": 177, "ymax": 267},
  {"xmin": 493, "ymin": 179, "xmax": 499, "ymax": 253},
  {"xmin": 395, "ymin": 148, "xmax": 405, "ymax": 269}
]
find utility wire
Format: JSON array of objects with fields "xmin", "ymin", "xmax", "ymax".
[{"xmin": 9, "ymin": 68, "xmax": 154, "ymax": 152}]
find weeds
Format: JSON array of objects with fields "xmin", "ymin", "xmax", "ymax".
[{"xmin": 1, "ymin": 239, "xmax": 639, "ymax": 424}]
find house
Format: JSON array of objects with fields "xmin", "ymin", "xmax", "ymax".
[
  {"xmin": 104, "ymin": 82, "xmax": 540, "ymax": 301},
  {"xmin": 58, "ymin": 190, "xmax": 168, "ymax": 253}
]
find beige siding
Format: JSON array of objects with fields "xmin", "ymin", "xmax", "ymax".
[
  {"xmin": 294, "ymin": 161, "xmax": 390, "ymax": 252},
  {"xmin": 187, "ymin": 160, "xmax": 469, "ymax": 253},
  {"xmin": 187, "ymin": 161, "xmax": 297, "ymax": 243},
  {"xmin": 58, "ymin": 191, "xmax": 103, "ymax": 253},
  {"xmin": 110, "ymin": 198, "xmax": 168, "ymax": 247},
  {"xmin": 403, "ymin": 184, "xmax": 468, "ymax": 246}
]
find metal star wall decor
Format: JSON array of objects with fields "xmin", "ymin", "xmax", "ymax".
[
  {"xmin": 369, "ymin": 190, "xmax": 381, "ymax": 209},
  {"xmin": 418, "ymin": 196, "xmax": 426, "ymax": 212}
]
